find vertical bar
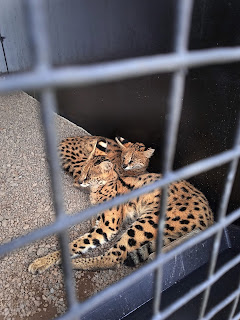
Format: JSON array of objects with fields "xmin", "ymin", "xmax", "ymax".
[
  {"xmin": 198, "ymin": 113, "xmax": 240, "ymax": 319},
  {"xmin": 40, "ymin": 90, "xmax": 77, "ymax": 308},
  {"xmin": 153, "ymin": 0, "xmax": 194, "ymax": 317},
  {"xmin": 228, "ymin": 279, "xmax": 240, "ymax": 320},
  {"xmin": 25, "ymin": 0, "xmax": 51, "ymax": 69},
  {"xmin": 25, "ymin": 0, "xmax": 78, "ymax": 310}
]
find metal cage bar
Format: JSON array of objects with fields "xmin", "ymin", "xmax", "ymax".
[
  {"xmin": 27, "ymin": 0, "xmax": 78, "ymax": 310},
  {"xmin": 198, "ymin": 113, "xmax": 240, "ymax": 318},
  {"xmin": 153, "ymin": 0, "xmax": 194, "ymax": 316},
  {"xmin": 1, "ymin": 0, "xmax": 240, "ymax": 319}
]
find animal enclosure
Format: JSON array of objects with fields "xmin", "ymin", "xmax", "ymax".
[{"xmin": 1, "ymin": 0, "xmax": 240, "ymax": 320}]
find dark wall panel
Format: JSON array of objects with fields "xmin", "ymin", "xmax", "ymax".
[{"xmin": 54, "ymin": 0, "xmax": 240, "ymax": 217}]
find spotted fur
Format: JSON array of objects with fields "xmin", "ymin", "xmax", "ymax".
[
  {"xmin": 59, "ymin": 135, "xmax": 155, "ymax": 188},
  {"xmin": 29, "ymin": 139, "xmax": 214, "ymax": 274}
]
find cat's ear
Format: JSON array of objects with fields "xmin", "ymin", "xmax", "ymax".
[
  {"xmin": 100, "ymin": 160, "xmax": 113, "ymax": 172},
  {"xmin": 144, "ymin": 148, "xmax": 155, "ymax": 159},
  {"xmin": 95, "ymin": 138, "xmax": 108, "ymax": 156},
  {"xmin": 115, "ymin": 136, "xmax": 129, "ymax": 149}
]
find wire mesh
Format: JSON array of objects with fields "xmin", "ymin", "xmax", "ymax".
[{"xmin": 0, "ymin": 0, "xmax": 240, "ymax": 319}]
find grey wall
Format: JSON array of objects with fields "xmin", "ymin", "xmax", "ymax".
[{"xmin": 0, "ymin": 0, "xmax": 174, "ymax": 72}]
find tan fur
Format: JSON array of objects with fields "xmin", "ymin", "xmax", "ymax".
[
  {"xmin": 59, "ymin": 136, "xmax": 154, "ymax": 188},
  {"xmin": 29, "ymin": 139, "xmax": 214, "ymax": 274}
]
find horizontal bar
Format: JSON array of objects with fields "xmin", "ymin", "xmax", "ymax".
[
  {"xmin": 202, "ymin": 288, "xmax": 240, "ymax": 320},
  {"xmin": 0, "ymin": 146, "xmax": 240, "ymax": 257},
  {"xmin": 154, "ymin": 251, "xmax": 240, "ymax": 320},
  {"xmin": 1, "ymin": 47, "xmax": 240, "ymax": 93},
  {"xmin": 58, "ymin": 233, "xmax": 240, "ymax": 320}
]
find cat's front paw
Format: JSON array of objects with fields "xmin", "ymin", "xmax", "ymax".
[{"xmin": 28, "ymin": 252, "xmax": 60, "ymax": 274}]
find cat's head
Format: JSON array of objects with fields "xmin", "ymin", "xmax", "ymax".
[
  {"xmin": 115, "ymin": 136, "xmax": 155, "ymax": 171},
  {"xmin": 79, "ymin": 139, "xmax": 117, "ymax": 188}
]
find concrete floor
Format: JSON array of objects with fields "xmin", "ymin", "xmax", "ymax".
[{"xmin": 0, "ymin": 92, "xmax": 134, "ymax": 319}]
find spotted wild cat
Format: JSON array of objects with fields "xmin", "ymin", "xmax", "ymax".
[
  {"xmin": 29, "ymin": 138, "xmax": 214, "ymax": 273},
  {"xmin": 59, "ymin": 135, "xmax": 155, "ymax": 187}
]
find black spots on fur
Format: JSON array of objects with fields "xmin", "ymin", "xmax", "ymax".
[
  {"xmin": 93, "ymin": 239, "xmax": 100, "ymax": 246},
  {"xmin": 84, "ymin": 239, "xmax": 90, "ymax": 244},
  {"xmin": 138, "ymin": 177, "xmax": 142, "ymax": 181},
  {"xmin": 184, "ymin": 203, "xmax": 189, "ymax": 206},
  {"xmin": 170, "ymin": 189, "xmax": 175, "ymax": 194},
  {"xmin": 124, "ymin": 254, "xmax": 135, "ymax": 267},
  {"xmin": 135, "ymin": 224, "xmax": 143, "ymax": 231},
  {"xmin": 79, "ymin": 246, "xmax": 85, "ymax": 249},
  {"xmin": 97, "ymin": 216, "xmax": 101, "ymax": 221},
  {"xmin": 145, "ymin": 215, "xmax": 152, "ymax": 219},
  {"xmin": 187, "ymin": 214, "xmax": 195, "ymax": 219},
  {"xmin": 167, "ymin": 207, "xmax": 173, "ymax": 211},
  {"xmin": 148, "ymin": 219, "xmax": 155, "ymax": 225},
  {"xmin": 153, "ymin": 223, "xmax": 158, "ymax": 229},
  {"xmin": 129, "ymin": 202, "xmax": 134, "ymax": 207},
  {"xmin": 73, "ymin": 244, "xmax": 77, "ymax": 247},
  {"xmin": 194, "ymin": 207, "xmax": 200, "ymax": 211},
  {"xmin": 200, "ymin": 220, "xmax": 206, "ymax": 227},
  {"xmin": 94, "ymin": 159, "xmax": 103, "ymax": 165},
  {"xmin": 128, "ymin": 238, "xmax": 137, "ymax": 247},
  {"xmin": 103, "ymin": 232, "xmax": 108, "ymax": 242},
  {"xmin": 181, "ymin": 187, "xmax": 189, "ymax": 193},
  {"xmin": 199, "ymin": 215, "xmax": 203, "ymax": 219},
  {"xmin": 144, "ymin": 232, "xmax": 154, "ymax": 239},
  {"xmin": 203, "ymin": 206, "xmax": 207, "ymax": 211},
  {"xmin": 120, "ymin": 245, "xmax": 126, "ymax": 251},
  {"xmin": 174, "ymin": 185, "xmax": 178, "ymax": 191},
  {"xmin": 166, "ymin": 217, "xmax": 170, "ymax": 221},
  {"xmin": 181, "ymin": 194, "xmax": 185, "ymax": 199},
  {"xmin": 165, "ymin": 224, "xmax": 175, "ymax": 231},
  {"xmin": 113, "ymin": 244, "xmax": 117, "ymax": 248},
  {"xmin": 71, "ymin": 156, "xmax": 76, "ymax": 160},
  {"xmin": 187, "ymin": 196, "xmax": 192, "ymax": 200},
  {"xmin": 139, "ymin": 219, "xmax": 146, "ymax": 223},
  {"xmin": 109, "ymin": 227, "xmax": 115, "ymax": 231},
  {"xmin": 119, "ymin": 177, "xmax": 134, "ymax": 190},
  {"xmin": 168, "ymin": 238, "xmax": 176, "ymax": 243},
  {"xmin": 172, "ymin": 216, "xmax": 180, "ymax": 221},
  {"xmin": 141, "ymin": 240, "xmax": 149, "ymax": 246},
  {"xmin": 180, "ymin": 219, "xmax": 190, "ymax": 225},
  {"xmin": 173, "ymin": 197, "xmax": 178, "ymax": 201},
  {"xmin": 105, "ymin": 221, "xmax": 109, "ymax": 226},
  {"xmin": 164, "ymin": 232, "xmax": 169, "ymax": 236},
  {"xmin": 179, "ymin": 207, "xmax": 187, "ymax": 212},
  {"xmin": 117, "ymin": 218, "xmax": 120, "ymax": 225},
  {"xmin": 136, "ymin": 250, "xmax": 145, "ymax": 263},
  {"xmin": 96, "ymin": 228, "xmax": 103, "ymax": 234},
  {"xmin": 176, "ymin": 203, "xmax": 181, "ymax": 206},
  {"xmin": 72, "ymin": 248, "xmax": 76, "ymax": 252},
  {"xmin": 194, "ymin": 202, "xmax": 199, "ymax": 205},
  {"xmin": 127, "ymin": 229, "xmax": 135, "ymax": 237},
  {"xmin": 191, "ymin": 224, "xmax": 196, "ymax": 230},
  {"xmin": 154, "ymin": 211, "xmax": 159, "ymax": 216},
  {"xmin": 112, "ymin": 218, "xmax": 115, "ymax": 223},
  {"xmin": 101, "ymin": 213, "xmax": 105, "ymax": 222},
  {"xmin": 181, "ymin": 226, "xmax": 189, "ymax": 232}
]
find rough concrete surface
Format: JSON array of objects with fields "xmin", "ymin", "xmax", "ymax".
[{"xmin": 0, "ymin": 92, "xmax": 135, "ymax": 320}]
